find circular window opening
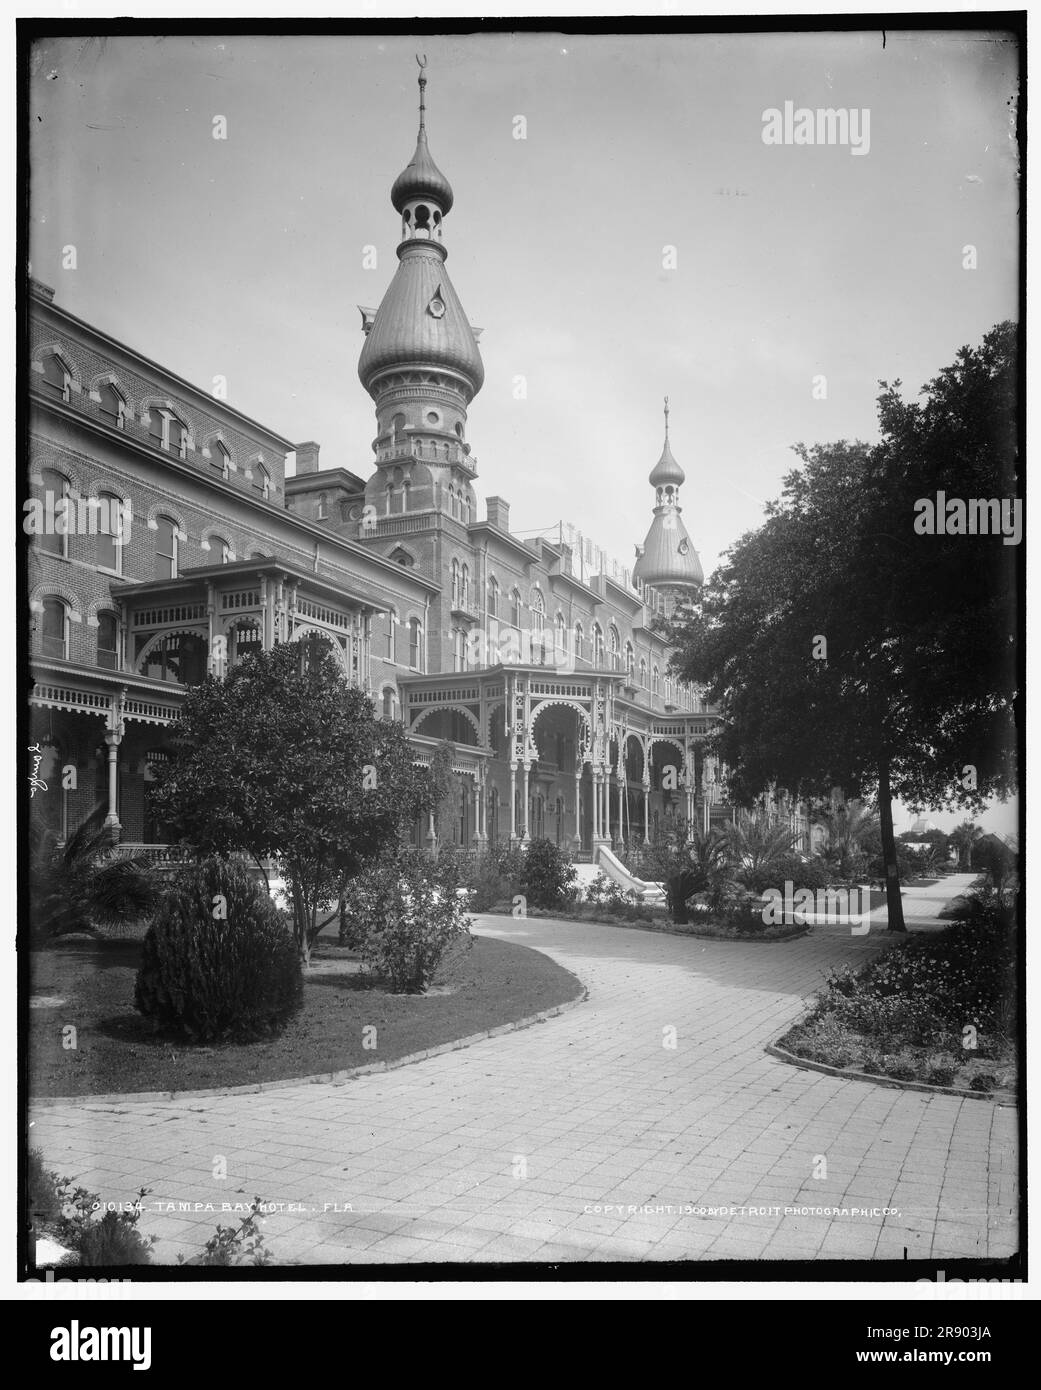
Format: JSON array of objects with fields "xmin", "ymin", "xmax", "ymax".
[{"xmin": 426, "ymin": 411, "xmax": 440, "ymax": 426}]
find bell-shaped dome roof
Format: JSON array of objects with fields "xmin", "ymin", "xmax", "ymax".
[
  {"xmin": 649, "ymin": 435, "xmax": 685, "ymax": 489},
  {"xmin": 633, "ymin": 510, "xmax": 704, "ymax": 590},
  {"xmin": 358, "ymin": 242, "xmax": 484, "ymax": 397},
  {"xmin": 391, "ymin": 130, "xmax": 455, "ymax": 216}
]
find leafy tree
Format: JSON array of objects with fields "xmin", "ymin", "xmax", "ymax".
[
  {"xmin": 669, "ymin": 324, "xmax": 1018, "ymax": 932},
  {"xmin": 151, "ymin": 638, "xmax": 443, "ymax": 964},
  {"xmin": 724, "ymin": 815, "xmax": 799, "ymax": 877}
]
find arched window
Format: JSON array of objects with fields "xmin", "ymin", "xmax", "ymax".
[
  {"xmin": 140, "ymin": 632, "xmax": 208, "ymax": 685},
  {"xmin": 530, "ymin": 589, "xmax": 545, "ymax": 665},
  {"xmin": 451, "ymin": 559, "xmax": 460, "ymax": 606},
  {"xmin": 625, "ymin": 641, "xmax": 635, "ymax": 682},
  {"xmin": 37, "ymin": 468, "xmax": 70, "ymax": 557},
  {"xmin": 95, "ymin": 493, "xmax": 125, "ymax": 573},
  {"xmin": 381, "ymin": 686, "xmax": 397, "ymax": 719},
  {"xmin": 209, "ymin": 535, "xmax": 232, "ymax": 565},
  {"xmin": 453, "ymin": 628, "xmax": 465, "ymax": 672},
  {"xmin": 609, "ymin": 626, "xmax": 620, "ymax": 671},
  {"xmin": 664, "ymin": 673, "xmax": 674, "ymax": 704},
  {"xmin": 639, "ymin": 657, "xmax": 648, "ymax": 688},
  {"xmin": 98, "ymin": 382, "xmax": 126, "ymax": 429},
  {"xmin": 593, "ymin": 623, "xmax": 604, "ymax": 667},
  {"xmin": 41, "ymin": 353, "xmax": 72, "ymax": 402},
  {"xmin": 41, "ymin": 597, "xmax": 68, "ymax": 659},
  {"xmin": 510, "ymin": 588, "xmax": 521, "ymax": 627},
  {"xmin": 155, "ymin": 516, "xmax": 179, "ymax": 579},
  {"xmin": 408, "ymin": 617, "xmax": 422, "ymax": 671},
  {"xmin": 574, "ymin": 622, "xmax": 585, "ymax": 662},
  {"xmin": 96, "ymin": 612, "xmax": 119, "ymax": 670},
  {"xmin": 652, "ymin": 665, "xmax": 660, "ymax": 695},
  {"xmin": 316, "ymin": 493, "xmax": 327, "ymax": 521},
  {"xmin": 462, "ymin": 493, "xmax": 472, "ymax": 525},
  {"xmin": 555, "ymin": 612, "xmax": 567, "ymax": 660},
  {"xmin": 487, "ymin": 575, "xmax": 499, "ymax": 618},
  {"xmin": 211, "ymin": 440, "xmax": 231, "ymax": 478},
  {"xmin": 253, "ymin": 464, "xmax": 271, "ymax": 499},
  {"xmin": 461, "ymin": 563, "xmax": 470, "ymax": 607}
]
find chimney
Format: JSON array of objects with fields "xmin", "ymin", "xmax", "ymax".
[
  {"xmin": 486, "ymin": 496, "xmax": 510, "ymax": 531},
  {"xmin": 296, "ymin": 441, "xmax": 321, "ymax": 475}
]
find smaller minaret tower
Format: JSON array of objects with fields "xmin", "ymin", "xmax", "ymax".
[{"xmin": 632, "ymin": 398, "xmax": 704, "ymax": 611}]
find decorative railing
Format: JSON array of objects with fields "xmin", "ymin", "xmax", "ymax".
[
  {"xmin": 375, "ymin": 439, "xmax": 477, "ymax": 470},
  {"xmin": 295, "ymin": 596, "xmax": 353, "ymax": 630},
  {"xmin": 133, "ymin": 603, "xmax": 207, "ymax": 627},
  {"xmin": 30, "ymin": 684, "xmax": 111, "ymax": 715},
  {"xmin": 220, "ymin": 590, "xmax": 261, "ymax": 611},
  {"xmin": 122, "ymin": 696, "xmax": 182, "ymax": 724},
  {"xmin": 358, "ymin": 513, "xmax": 431, "ymax": 538}
]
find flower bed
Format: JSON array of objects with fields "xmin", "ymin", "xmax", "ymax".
[{"xmin": 776, "ymin": 891, "xmax": 1017, "ymax": 1094}]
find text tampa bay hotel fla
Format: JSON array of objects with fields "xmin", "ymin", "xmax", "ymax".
[{"xmin": 27, "ymin": 64, "xmax": 813, "ymax": 861}]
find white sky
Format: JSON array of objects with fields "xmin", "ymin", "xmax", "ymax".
[{"xmin": 27, "ymin": 28, "xmax": 1020, "ymax": 835}]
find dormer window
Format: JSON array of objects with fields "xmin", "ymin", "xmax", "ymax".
[
  {"xmin": 253, "ymin": 464, "xmax": 271, "ymax": 499},
  {"xmin": 149, "ymin": 409, "xmax": 188, "ymax": 458},
  {"xmin": 41, "ymin": 353, "xmax": 72, "ymax": 402},
  {"xmin": 98, "ymin": 382, "xmax": 126, "ymax": 429},
  {"xmin": 316, "ymin": 493, "xmax": 328, "ymax": 521},
  {"xmin": 211, "ymin": 440, "xmax": 231, "ymax": 479}
]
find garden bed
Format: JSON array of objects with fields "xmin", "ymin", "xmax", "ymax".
[
  {"xmin": 29, "ymin": 934, "xmax": 584, "ymax": 1098},
  {"xmin": 484, "ymin": 903, "xmax": 808, "ymax": 941},
  {"xmin": 774, "ymin": 897, "xmax": 1017, "ymax": 1096}
]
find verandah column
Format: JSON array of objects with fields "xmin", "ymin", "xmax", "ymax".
[
  {"xmin": 643, "ymin": 781, "xmax": 651, "ymax": 845},
  {"xmin": 103, "ymin": 730, "xmax": 122, "ymax": 843},
  {"xmin": 520, "ymin": 761, "xmax": 530, "ymax": 842},
  {"xmin": 509, "ymin": 762, "xmax": 518, "ymax": 843}
]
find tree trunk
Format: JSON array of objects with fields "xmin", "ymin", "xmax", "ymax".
[{"xmin": 877, "ymin": 755, "xmax": 906, "ymax": 932}]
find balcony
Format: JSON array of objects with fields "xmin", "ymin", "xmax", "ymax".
[
  {"xmin": 449, "ymin": 594, "xmax": 481, "ymax": 622},
  {"xmin": 375, "ymin": 438, "xmax": 477, "ymax": 472}
]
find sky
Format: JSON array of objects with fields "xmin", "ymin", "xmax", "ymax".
[{"xmin": 27, "ymin": 28, "xmax": 1020, "ymax": 835}]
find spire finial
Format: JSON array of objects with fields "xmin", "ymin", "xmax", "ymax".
[
  {"xmin": 416, "ymin": 54, "xmax": 428, "ymax": 135},
  {"xmin": 663, "ymin": 395, "xmax": 670, "ymax": 438}
]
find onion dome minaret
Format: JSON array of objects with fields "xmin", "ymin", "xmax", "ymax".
[
  {"xmin": 632, "ymin": 398, "xmax": 704, "ymax": 605},
  {"xmin": 358, "ymin": 57, "xmax": 484, "ymax": 508}
]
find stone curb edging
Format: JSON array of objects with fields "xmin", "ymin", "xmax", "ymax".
[
  {"xmin": 30, "ymin": 989, "xmax": 590, "ymax": 1109},
  {"xmin": 765, "ymin": 1042, "xmax": 1014, "ymax": 1104}
]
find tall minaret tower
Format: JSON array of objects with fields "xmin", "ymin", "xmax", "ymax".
[
  {"xmin": 632, "ymin": 398, "xmax": 704, "ymax": 610},
  {"xmin": 358, "ymin": 58, "xmax": 484, "ymax": 517}
]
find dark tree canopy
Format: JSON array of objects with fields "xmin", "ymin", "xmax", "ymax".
[
  {"xmin": 152, "ymin": 637, "xmax": 442, "ymax": 961},
  {"xmin": 669, "ymin": 322, "xmax": 1019, "ymax": 929}
]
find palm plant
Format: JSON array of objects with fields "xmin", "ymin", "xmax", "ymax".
[
  {"xmin": 643, "ymin": 825, "xmax": 732, "ymax": 924},
  {"xmin": 814, "ymin": 799, "xmax": 878, "ymax": 880},
  {"xmin": 725, "ymin": 814, "xmax": 799, "ymax": 875},
  {"xmin": 949, "ymin": 820, "xmax": 984, "ymax": 871},
  {"xmin": 29, "ymin": 813, "xmax": 162, "ymax": 941}
]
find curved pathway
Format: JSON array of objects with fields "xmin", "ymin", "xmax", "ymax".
[{"xmin": 29, "ymin": 874, "xmax": 1017, "ymax": 1265}]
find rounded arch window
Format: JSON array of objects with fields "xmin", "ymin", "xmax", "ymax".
[
  {"xmin": 97, "ymin": 611, "xmax": 119, "ymax": 669},
  {"xmin": 415, "ymin": 204, "xmax": 430, "ymax": 229}
]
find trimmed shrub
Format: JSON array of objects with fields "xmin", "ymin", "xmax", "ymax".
[
  {"xmin": 135, "ymin": 858, "xmax": 303, "ymax": 1042},
  {"xmin": 519, "ymin": 838, "xmax": 578, "ymax": 910},
  {"xmin": 349, "ymin": 850, "xmax": 472, "ymax": 993}
]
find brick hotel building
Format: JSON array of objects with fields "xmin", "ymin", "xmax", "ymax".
[{"xmin": 26, "ymin": 71, "xmax": 811, "ymax": 860}]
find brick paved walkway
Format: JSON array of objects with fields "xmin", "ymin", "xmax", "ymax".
[{"xmin": 29, "ymin": 873, "xmax": 1018, "ymax": 1266}]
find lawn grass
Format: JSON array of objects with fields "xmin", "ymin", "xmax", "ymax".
[{"xmin": 29, "ymin": 933, "xmax": 583, "ymax": 1098}]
